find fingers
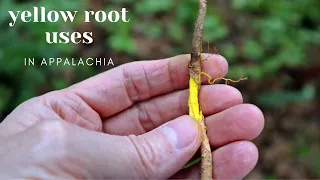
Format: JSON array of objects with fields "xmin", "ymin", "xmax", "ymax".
[
  {"xmin": 103, "ymin": 84, "xmax": 242, "ymax": 135},
  {"xmin": 5, "ymin": 118, "xmax": 258, "ymax": 179},
  {"xmin": 86, "ymin": 116, "xmax": 201, "ymax": 179},
  {"xmin": 213, "ymin": 141, "xmax": 258, "ymax": 179},
  {"xmin": 171, "ymin": 141, "xmax": 259, "ymax": 179},
  {"xmin": 67, "ymin": 54, "xmax": 228, "ymax": 118},
  {"xmin": 11, "ymin": 117, "xmax": 201, "ymax": 179},
  {"xmin": 0, "ymin": 90, "xmax": 103, "ymax": 137},
  {"xmin": 39, "ymin": 91, "xmax": 103, "ymax": 131},
  {"xmin": 206, "ymin": 104, "xmax": 265, "ymax": 148}
]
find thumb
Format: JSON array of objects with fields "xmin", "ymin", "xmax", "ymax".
[{"xmin": 98, "ymin": 115, "xmax": 201, "ymax": 179}]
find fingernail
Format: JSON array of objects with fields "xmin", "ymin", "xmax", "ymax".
[{"xmin": 162, "ymin": 116, "xmax": 199, "ymax": 149}]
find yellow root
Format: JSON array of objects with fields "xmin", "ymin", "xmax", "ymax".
[
  {"xmin": 188, "ymin": 76, "xmax": 212, "ymax": 180},
  {"xmin": 201, "ymin": 72, "xmax": 248, "ymax": 85},
  {"xmin": 188, "ymin": 77, "xmax": 203, "ymax": 121}
]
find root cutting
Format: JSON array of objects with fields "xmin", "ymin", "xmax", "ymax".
[{"xmin": 187, "ymin": 0, "xmax": 212, "ymax": 179}]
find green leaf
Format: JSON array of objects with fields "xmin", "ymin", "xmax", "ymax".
[
  {"xmin": 135, "ymin": 0, "xmax": 172, "ymax": 14},
  {"xmin": 203, "ymin": 15, "xmax": 228, "ymax": 41},
  {"xmin": 256, "ymin": 85, "xmax": 315, "ymax": 108},
  {"xmin": 139, "ymin": 22, "xmax": 162, "ymax": 39},
  {"xmin": 53, "ymin": 78, "xmax": 68, "ymax": 90},
  {"xmin": 167, "ymin": 21, "xmax": 184, "ymax": 42},
  {"xmin": 231, "ymin": 0, "xmax": 263, "ymax": 10},
  {"xmin": 221, "ymin": 43, "xmax": 237, "ymax": 62},
  {"xmin": 243, "ymin": 39, "xmax": 263, "ymax": 60},
  {"xmin": 109, "ymin": 34, "xmax": 135, "ymax": 55},
  {"xmin": 0, "ymin": 85, "xmax": 12, "ymax": 112},
  {"xmin": 183, "ymin": 157, "xmax": 201, "ymax": 169}
]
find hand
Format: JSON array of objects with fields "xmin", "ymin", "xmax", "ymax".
[{"xmin": 0, "ymin": 54, "xmax": 264, "ymax": 179}]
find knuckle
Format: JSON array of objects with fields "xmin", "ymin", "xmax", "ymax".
[
  {"xmin": 135, "ymin": 103, "xmax": 154, "ymax": 132},
  {"xmin": 36, "ymin": 120, "xmax": 68, "ymax": 142},
  {"xmin": 122, "ymin": 65, "xmax": 141, "ymax": 102},
  {"xmin": 127, "ymin": 135, "xmax": 158, "ymax": 178},
  {"xmin": 34, "ymin": 120, "xmax": 70, "ymax": 162}
]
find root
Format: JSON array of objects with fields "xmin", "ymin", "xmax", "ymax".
[
  {"xmin": 188, "ymin": 0, "xmax": 212, "ymax": 180},
  {"xmin": 188, "ymin": 77, "xmax": 212, "ymax": 180},
  {"xmin": 201, "ymin": 72, "xmax": 248, "ymax": 85},
  {"xmin": 199, "ymin": 119, "xmax": 212, "ymax": 180},
  {"xmin": 187, "ymin": 2, "xmax": 247, "ymax": 178}
]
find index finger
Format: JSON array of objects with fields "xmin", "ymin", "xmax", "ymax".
[{"xmin": 67, "ymin": 54, "xmax": 228, "ymax": 118}]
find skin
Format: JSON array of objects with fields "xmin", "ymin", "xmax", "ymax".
[{"xmin": 0, "ymin": 54, "xmax": 264, "ymax": 179}]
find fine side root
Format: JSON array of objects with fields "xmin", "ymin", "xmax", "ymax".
[
  {"xmin": 201, "ymin": 42, "xmax": 220, "ymax": 62},
  {"xmin": 201, "ymin": 72, "xmax": 248, "ymax": 85}
]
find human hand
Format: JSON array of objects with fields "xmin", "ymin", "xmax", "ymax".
[{"xmin": 0, "ymin": 54, "xmax": 264, "ymax": 179}]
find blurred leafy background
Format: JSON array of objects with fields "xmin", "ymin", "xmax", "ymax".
[{"xmin": 0, "ymin": 0, "xmax": 320, "ymax": 178}]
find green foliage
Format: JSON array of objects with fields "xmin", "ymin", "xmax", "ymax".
[
  {"xmin": 1, "ymin": 0, "xmax": 319, "ymax": 109},
  {"xmin": 264, "ymin": 174, "xmax": 277, "ymax": 180},
  {"xmin": 167, "ymin": 21, "xmax": 184, "ymax": 42},
  {"xmin": 135, "ymin": 0, "xmax": 173, "ymax": 14},
  {"xmin": 0, "ymin": 85, "xmax": 12, "ymax": 112},
  {"xmin": 203, "ymin": 14, "xmax": 229, "ymax": 41},
  {"xmin": 0, "ymin": 0, "xmax": 88, "ymax": 110},
  {"xmin": 243, "ymin": 39, "xmax": 263, "ymax": 61},
  {"xmin": 291, "ymin": 130, "xmax": 320, "ymax": 176},
  {"xmin": 1, "ymin": 0, "xmax": 319, "ymax": 114},
  {"xmin": 256, "ymin": 84, "xmax": 316, "ymax": 108},
  {"xmin": 0, "ymin": 0, "xmax": 319, "ymax": 178}
]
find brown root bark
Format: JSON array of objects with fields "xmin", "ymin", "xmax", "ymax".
[
  {"xmin": 189, "ymin": 0, "xmax": 212, "ymax": 179},
  {"xmin": 199, "ymin": 118, "xmax": 212, "ymax": 180},
  {"xmin": 189, "ymin": 0, "xmax": 207, "ymax": 83}
]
